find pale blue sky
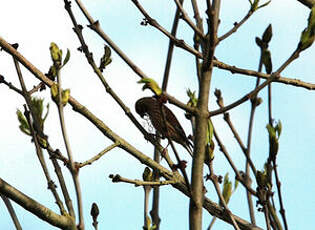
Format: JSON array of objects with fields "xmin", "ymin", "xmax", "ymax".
[{"xmin": 0, "ymin": 0, "xmax": 314, "ymax": 229}]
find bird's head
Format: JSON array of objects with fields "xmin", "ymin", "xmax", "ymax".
[{"xmin": 135, "ymin": 97, "xmax": 151, "ymax": 118}]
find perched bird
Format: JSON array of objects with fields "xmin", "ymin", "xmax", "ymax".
[{"xmin": 135, "ymin": 97, "xmax": 193, "ymax": 155}]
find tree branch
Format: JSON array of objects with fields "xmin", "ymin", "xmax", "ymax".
[
  {"xmin": 0, "ymin": 178, "xmax": 76, "ymax": 230},
  {"xmin": 297, "ymin": 0, "xmax": 315, "ymax": 8}
]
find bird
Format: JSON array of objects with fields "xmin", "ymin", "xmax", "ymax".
[{"xmin": 135, "ymin": 97, "xmax": 193, "ymax": 155}]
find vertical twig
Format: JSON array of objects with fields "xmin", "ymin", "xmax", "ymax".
[
  {"xmin": 244, "ymin": 55, "xmax": 263, "ymax": 225},
  {"xmin": 0, "ymin": 194, "xmax": 22, "ymax": 230},
  {"xmin": 56, "ymin": 69, "xmax": 85, "ymax": 230}
]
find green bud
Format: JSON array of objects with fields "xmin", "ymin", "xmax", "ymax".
[
  {"xmin": 50, "ymin": 42, "xmax": 62, "ymax": 67},
  {"xmin": 61, "ymin": 89, "xmax": 70, "ymax": 106},
  {"xmin": 142, "ymin": 167, "xmax": 153, "ymax": 182},
  {"xmin": 16, "ymin": 110, "xmax": 31, "ymax": 136}
]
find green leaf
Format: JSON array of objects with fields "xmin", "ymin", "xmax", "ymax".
[
  {"xmin": 62, "ymin": 49, "xmax": 71, "ymax": 67},
  {"xmin": 298, "ymin": 6, "xmax": 315, "ymax": 51},
  {"xmin": 206, "ymin": 120, "xmax": 213, "ymax": 145},
  {"xmin": 222, "ymin": 173, "xmax": 232, "ymax": 205},
  {"xmin": 137, "ymin": 78, "xmax": 162, "ymax": 96},
  {"xmin": 186, "ymin": 89, "xmax": 198, "ymax": 108},
  {"xmin": 99, "ymin": 45, "xmax": 112, "ymax": 72},
  {"xmin": 234, "ymin": 178, "xmax": 239, "ymax": 190},
  {"xmin": 275, "ymin": 120, "xmax": 282, "ymax": 137},
  {"xmin": 16, "ymin": 110, "xmax": 31, "ymax": 136},
  {"xmin": 104, "ymin": 45, "xmax": 111, "ymax": 58},
  {"xmin": 266, "ymin": 124, "xmax": 276, "ymax": 139}
]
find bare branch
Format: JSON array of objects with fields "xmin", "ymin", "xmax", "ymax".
[
  {"xmin": 297, "ymin": 0, "xmax": 315, "ymax": 8},
  {"xmin": 79, "ymin": 142, "xmax": 119, "ymax": 168},
  {"xmin": 110, "ymin": 174, "xmax": 176, "ymax": 187},
  {"xmin": 0, "ymin": 178, "xmax": 76, "ymax": 230},
  {"xmin": 173, "ymin": 0, "xmax": 205, "ymax": 39},
  {"xmin": 213, "ymin": 59, "xmax": 315, "ymax": 90}
]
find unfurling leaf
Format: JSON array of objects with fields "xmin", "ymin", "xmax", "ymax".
[
  {"xmin": 186, "ymin": 89, "xmax": 198, "ymax": 108},
  {"xmin": 30, "ymin": 97, "xmax": 49, "ymax": 132},
  {"xmin": 298, "ymin": 6, "xmax": 315, "ymax": 51},
  {"xmin": 267, "ymin": 121, "xmax": 282, "ymax": 159},
  {"xmin": 51, "ymin": 83, "xmax": 70, "ymax": 106},
  {"xmin": 206, "ymin": 120, "xmax": 214, "ymax": 145},
  {"xmin": 204, "ymin": 140, "xmax": 215, "ymax": 165},
  {"xmin": 137, "ymin": 78, "xmax": 162, "ymax": 96},
  {"xmin": 99, "ymin": 45, "xmax": 112, "ymax": 72},
  {"xmin": 275, "ymin": 120, "xmax": 282, "ymax": 137},
  {"xmin": 142, "ymin": 167, "xmax": 153, "ymax": 182},
  {"xmin": 16, "ymin": 110, "xmax": 31, "ymax": 136},
  {"xmin": 62, "ymin": 49, "xmax": 71, "ymax": 67},
  {"xmin": 221, "ymin": 173, "xmax": 232, "ymax": 205}
]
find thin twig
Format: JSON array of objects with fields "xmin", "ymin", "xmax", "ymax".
[
  {"xmin": 173, "ymin": 0, "xmax": 205, "ymax": 39},
  {"xmin": 0, "ymin": 194, "xmax": 22, "ymax": 230},
  {"xmin": 213, "ymin": 59, "xmax": 315, "ymax": 90},
  {"xmin": 56, "ymin": 67, "xmax": 85, "ymax": 229},
  {"xmin": 218, "ymin": 10, "xmax": 253, "ymax": 42},
  {"xmin": 28, "ymin": 82, "xmax": 45, "ymax": 95},
  {"xmin": 212, "ymin": 124, "xmax": 257, "ymax": 196},
  {"xmin": 162, "ymin": 0, "xmax": 184, "ymax": 91},
  {"xmin": 208, "ymin": 162, "xmax": 241, "ymax": 230},
  {"xmin": 214, "ymin": 90, "xmax": 257, "ymax": 174},
  {"xmin": 191, "ymin": 0, "xmax": 204, "ymax": 82},
  {"xmin": 79, "ymin": 142, "xmax": 119, "ymax": 168},
  {"xmin": 244, "ymin": 51, "xmax": 264, "ymax": 225},
  {"xmin": 1, "ymin": 78, "xmax": 23, "ymax": 95},
  {"xmin": 130, "ymin": 0, "xmax": 203, "ymax": 58},
  {"xmin": 273, "ymin": 159, "xmax": 288, "ymax": 230},
  {"xmin": 110, "ymin": 174, "xmax": 176, "ymax": 187},
  {"xmin": 46, "ymin": 146, "xmax": 75, "ymax": 217}
]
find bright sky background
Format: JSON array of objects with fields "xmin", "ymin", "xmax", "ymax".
[{"xmin": 0, "ymin": 0, "xmax": 314, "ymax": 229}]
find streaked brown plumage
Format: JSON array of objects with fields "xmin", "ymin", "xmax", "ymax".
[{"xmin": 135, "ymin": 97, "xmax": 192, "ymax": 155}]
